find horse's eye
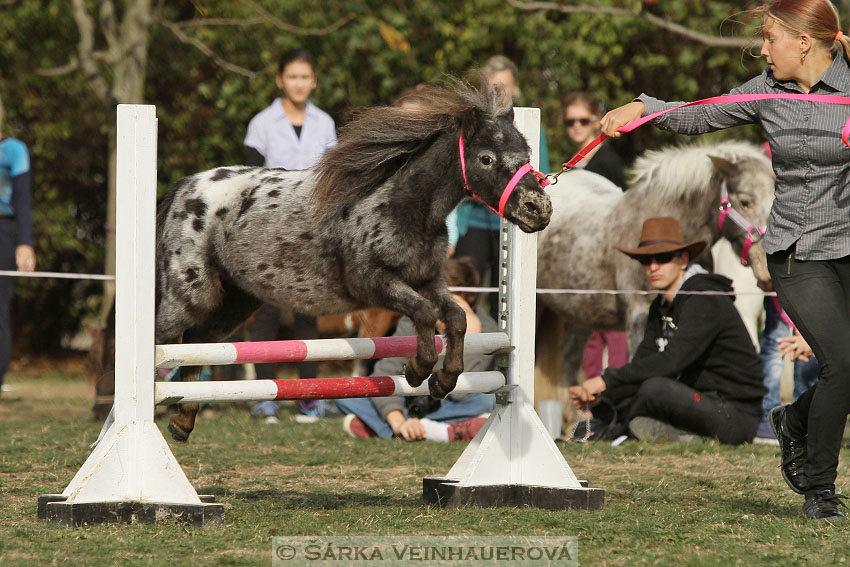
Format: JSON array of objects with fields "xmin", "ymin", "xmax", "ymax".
[
  {"xmin": 480, "ymin": 155, "xmax": 494, "ymax": 166},
  {"xmin": 740, "ymin": 198, "xmax": 752, "ymax": 208}
]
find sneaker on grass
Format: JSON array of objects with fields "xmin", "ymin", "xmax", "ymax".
[
  {"xmin": 343, "ymin": 414, "xmax": 376, "ymax": 439},
  {"xmin": 753, "ymin": 419, "xmax": 779, "ymax": 446},
  {"xmin": 447, "ymin": 417, "xmax": 487, "ymax": 441},
  {"xmin": 803, "ymin": 489, "xmax": 847, "ymax": 520}
]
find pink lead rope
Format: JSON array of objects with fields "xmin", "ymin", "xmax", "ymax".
[{"xmin": 563, "ymin": 92, "xmax": 850, "ymax": 171}]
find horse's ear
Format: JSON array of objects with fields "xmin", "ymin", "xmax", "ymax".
[
  {"xmin": 502, "ymin": 106, "xmax": 515, "ymax": 124},
  {"xmin": 461, "ymin": 107, "xmax": 480, "ymax": 138},
  {"xmin": 708, "ymin": 155, "xmax": 739, "ymax": 181}
]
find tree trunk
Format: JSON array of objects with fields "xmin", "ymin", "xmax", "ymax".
[{"xmin": 97, "ymin": 0, "xmax": 153, "ymax": 323}]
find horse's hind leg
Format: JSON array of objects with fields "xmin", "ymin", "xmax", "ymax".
[
  {"xmin": 167, "ymin": 366, "xmax": 202, "ymax": 443},
  {"xmin": 421, "ymin": 282, "xmax": 467, "ymax": 399},
  {"xmin": 166, "ymin": 287, "xmax": 262, "ymax": 442}
]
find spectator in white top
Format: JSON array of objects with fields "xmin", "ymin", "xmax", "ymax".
[
  {"xmin": 244, "ymin": 48, "xmax": 337, "ymax": 170},
  {"xmin": 243, "ymin": 48, "xmax": 337, "ymax": 423}
]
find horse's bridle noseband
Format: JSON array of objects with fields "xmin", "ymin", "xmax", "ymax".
[
  {"xmin": 717, "ymin": 181, "xmax": 765, "ymax": 267},
  {"xmin": 458, "ymin": 135, "xmax": 550, "ymax": 217}
]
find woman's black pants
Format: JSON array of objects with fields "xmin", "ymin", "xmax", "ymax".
[{"xmin": 767, "ymin": 248, "xmax": 850, "ymax": 494}]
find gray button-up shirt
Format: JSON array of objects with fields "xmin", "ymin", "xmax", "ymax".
[{"xmin": 638, "ymin": 55, "xmax": 850, "ymax": 261}]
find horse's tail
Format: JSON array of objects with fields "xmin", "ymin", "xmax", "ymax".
[
  {"xmin": 154, "ymin": 179, "xmax": 181, "ymax": 312},
  {"xmin": 155, "ymin": 182, "xmax": 178, "ymax": 245}
]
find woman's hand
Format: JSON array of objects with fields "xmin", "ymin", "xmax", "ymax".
[
  {"xmin": 778, "ymin": 334, "xmax": 814, "ymax": 362},
  {"xmin": 387, "ymin": 410, "xmax": 426, "ymax": 441},
  {"xmin": 568, "ymin": 376, "xmax": 607, "ymax": 409},
  {"xmin": 15, "ymin": 245, "xmax": 35, "ymax": 272},
  {"xmin": 396, "ymin": 417, "xmax": 426, "ymax": 441},
  {"xmin": 600, "ymin": 101, "xmax": 645, "ymax": 138}
]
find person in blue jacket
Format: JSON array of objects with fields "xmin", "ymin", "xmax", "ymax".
[{"xmin": 0, "ymin": 94, "xmax": 36, "ymax": 396}]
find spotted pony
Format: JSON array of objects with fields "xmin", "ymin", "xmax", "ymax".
[{"xmin": 155, "ymin": 81, "xmax": 553, "ymax": 441}]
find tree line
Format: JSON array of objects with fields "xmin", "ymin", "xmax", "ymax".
[{"xmin": 1, "ymin": 0, "xmax": 833, "ymax": 352}]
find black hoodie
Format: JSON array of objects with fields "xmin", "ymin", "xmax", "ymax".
[{"xmin": 602, "ymin": 273, "xmax": 766, "ymax": 417}]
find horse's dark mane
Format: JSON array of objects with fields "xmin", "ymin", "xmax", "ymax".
[{"xmin": 313, "ymin": 79, "xmax": 509, "ymax": 214}]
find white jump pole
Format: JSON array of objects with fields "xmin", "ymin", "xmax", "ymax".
[
  {"xmin": 423, "ymin": 108, "xmax": 603, "ymax": 509},
  {"xmin": 40, "ymin": 105, "xmax": 222, "ymax": 526}
]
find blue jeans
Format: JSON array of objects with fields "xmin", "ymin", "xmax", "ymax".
[
  {"xmin": 251, "ymin": 399, "xmax": 333, "ymax": 418},
  {"xmin": 794, "ymin": 356, "xmax": 819, "ymax": 400},
  {"xmin": 759, "ymin": 298, "xmax": 820, "ymax": 420},
  {"xmin": 760, "ymin": 298, "xmax": 791, "ymax": 419},
  {"xmin": 335, "ymin": 393, "xmax": 496, "ymax": 439}
]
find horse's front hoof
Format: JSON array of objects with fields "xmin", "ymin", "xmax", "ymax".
[
  {"xmin": 168, "ymin": 418, "xmax": 192, "ymax": 443},
  {"xmin": 403, "ymin": 362, "xmax": 427, "ymax": 388},
  {"xmin": 428, "ymin": 373, "xmax": 456, "ymax": 400}
]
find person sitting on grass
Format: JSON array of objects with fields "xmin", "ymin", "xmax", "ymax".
[
  {"xmin": 569, "ymin": 217, "xmax": 766, "ymax": 444},
  {"xmin": 337, "ymin": 257, "xmax": 496, "ymax": 441}
]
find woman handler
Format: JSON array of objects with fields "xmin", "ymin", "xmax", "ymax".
[{"xmin": 601, "ymin": 0, "xmax": 850, "ymax": 520}]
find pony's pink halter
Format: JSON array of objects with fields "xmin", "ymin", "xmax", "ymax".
[
  {"xmin": 458, "ymin": 135, "xmax": 550, "ymax": 217},
  {"xmin": 717, "ymin": 181, "xmax": 765, "ymax": 267}
]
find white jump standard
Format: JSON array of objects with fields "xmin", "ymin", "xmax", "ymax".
[{"xmin": 39, "ymin": 105, "xmax": 603, "ymax": 527}]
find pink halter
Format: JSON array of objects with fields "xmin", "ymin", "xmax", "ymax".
[
  {"xmin": 458, "ymin": 135, "xmax": 550, "ymax": 217},
  {"xmin": 717, "ymin": 181, "xmax": 765, "ymax": 266}
]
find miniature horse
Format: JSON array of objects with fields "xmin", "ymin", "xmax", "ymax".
[{"xmin": 155, "ymin": 82, "xmax": 552, "ymax": 441}]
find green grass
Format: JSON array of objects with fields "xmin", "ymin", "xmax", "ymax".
[{"xmin": 1, "ymin": 366, "xmax": 848, "ymax": 566}]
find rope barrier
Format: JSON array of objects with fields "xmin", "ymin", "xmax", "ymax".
[
  {"xmin": 0, "ymin": 270, "xmax": 115, "ymax": 281},
  {"xmin": 449, "ymin": 286, "xmax": 776, "ymax": 297}
]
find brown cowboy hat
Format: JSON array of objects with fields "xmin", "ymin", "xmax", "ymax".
[{"xmin": 616, "ymin": 216, "xmax": 707, "ymax": 259}]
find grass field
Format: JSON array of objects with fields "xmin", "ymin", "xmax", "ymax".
[{"xmin": 1, "ymin": 361, "xmax": 848, "ymax": 567}]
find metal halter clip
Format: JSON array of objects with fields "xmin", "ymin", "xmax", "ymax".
[{"xmin": 546, "ymin": 164, "xmax": 569, "ymax": 185}]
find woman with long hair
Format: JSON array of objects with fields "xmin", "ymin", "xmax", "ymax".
[{"xmin": 601, "ymin": 0, "xmax": 850, "ymax": 520}]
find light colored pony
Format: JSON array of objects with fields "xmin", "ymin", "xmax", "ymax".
[{"xmin": 534, "ymin": 141, "xmax": 775, "ymax": 431}]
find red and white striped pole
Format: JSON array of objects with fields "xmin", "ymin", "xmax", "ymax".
[
  {"xmin": 154, "ymin": 332, "xmax": 510, "ymax": 368},
  {"xmin": 154, "ymin": 371, "xmax": 505, "ymax": 405}
]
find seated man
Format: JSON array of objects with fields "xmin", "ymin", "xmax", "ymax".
[
  {"xmin": 569, "ymin": 217, "xmax": 766, "ymax": 445},
  {"xmin": 337, "ymin": 257, "xmax": 496, "ymax": 442}
]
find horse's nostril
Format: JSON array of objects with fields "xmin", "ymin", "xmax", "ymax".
[{"xmin": 524, "ymin": 200, "xmax": 542, "ymax": 215}]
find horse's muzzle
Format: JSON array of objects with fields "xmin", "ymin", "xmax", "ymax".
[{"xmin": 511, "ymin": 192, "xmax": 552, "ymax": 233}]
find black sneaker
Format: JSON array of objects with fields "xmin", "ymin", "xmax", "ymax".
[
  {"xmin": 803, "ymin": 490, "xmax": 847, "ymax": 520},
  {"xmin": 768, "ymin": 405, "xmax": 809, "ymax": 494}
]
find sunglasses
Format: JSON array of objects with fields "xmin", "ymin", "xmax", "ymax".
[
  {"xmin": 636, "ymin": 252, "xmax": 681, "ymax": 266},
  {"xmin": 564, "ymin": 117, "xmax": 596, "ymax": 127}
]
